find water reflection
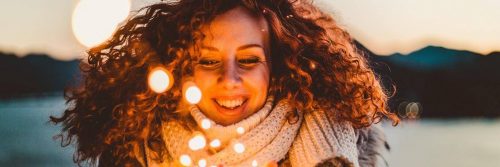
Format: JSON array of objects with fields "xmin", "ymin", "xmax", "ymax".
[{"xmin": 1, "ymin": 96, "xmax": 499, "ymax": 166}]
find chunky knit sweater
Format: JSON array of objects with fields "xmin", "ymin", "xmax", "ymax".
[{"xmin": 138, "ymin": 98, "xmax": 390, "ymax": 167}]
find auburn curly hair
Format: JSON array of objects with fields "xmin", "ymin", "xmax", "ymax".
[{"xmin": 51, "ymin": 0, "xmax": 399, "ymax": 166}]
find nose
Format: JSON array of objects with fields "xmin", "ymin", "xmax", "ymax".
[{"xmin": 218, "ymin": 60, "xmax": 242, "ymax": 90}]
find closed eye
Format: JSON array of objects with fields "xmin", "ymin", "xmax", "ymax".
[
  {"xmin": 238, "ymin": 57, "xmax": 260, "ymax": 64},
  {"xmin": 197, "ymin": 59, "xmax": 221, "ymax": 69},
  {"xmin": 238, "ymin": 57, "xmax": 263, "ymax": 68}
]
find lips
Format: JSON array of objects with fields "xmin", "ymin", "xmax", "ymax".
[
  {"xmin": 215, "ymin": 98, "xmax": 245, "ymax": 109},
  {"xmin": 212, "ymin": 97, "xmax": 248, "ymax": 116}
]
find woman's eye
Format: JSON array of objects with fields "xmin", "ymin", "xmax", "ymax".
[
  {"xmin": 238, "ymin": 57, "xmax": 261, "ymax": 67},
  {"xmin": 197, "ymin": 59, "xmax": 221, "ymax": 68}
]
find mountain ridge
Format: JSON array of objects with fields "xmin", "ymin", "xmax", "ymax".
[
  {"xmin": 1, "ymin": 44, "xmax": 499, "ymax": 118},
  {"xmin": 355, "ymin": 42, "xmax": 500, "ymax": 118},
  {"xmin": 0, "ymin": 52, "xmax": 80, "ymax": 98}
]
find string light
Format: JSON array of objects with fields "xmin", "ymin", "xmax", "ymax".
[
  {"xmin": 233, "ymin": 142, "xmax": 245, "ymax": 153},
  {"xmin": 309, "ymin": 61, "xmax": 317, "ymax": 70},
  {"xmin": 148, "ymin": 67, "xmax": 173, "ymax": 93},
  {"xmin": 252, "ymin": 160, "xmax": 258, "ymax": 167},
  {"xmin": 201, "ymin": 119, "xmax": 211, "ymax": 129},
  {"xmin": 188, "ymin": 133, "xmax": 206, "ymax": 151},
  {"xmin": 198, "ymin": 159, "xmax": 207, "ymax": 167},
  {"xmin": 236, "ymin": 127, "xmax": 245, "ymax": 135},
  {"xmin": 179, "ymin": 154, "xmax": 192, "ymax": 166},
  {"xmin": 183, "ymin": 81, "xmax": 202, "ymax": 104},
  {"xmin": 210, "ymin": 139, "xmax": 221, "ymax": 148}
]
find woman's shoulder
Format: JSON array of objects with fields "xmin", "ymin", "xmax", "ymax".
[
  {"xmin": 283, "ymin": 110, "xmax": 390, "ymax": 167},
  {"xmin": 316, "ymin": 106, "xmax": 391, "ymax": 166},
  {"xmin": 355, "ymin": 124, "xmax": 390, "ymax": 167}
]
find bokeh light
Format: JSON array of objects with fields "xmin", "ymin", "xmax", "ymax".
[
  {"xmin": 209, "ymin": 139, "xmax": 221, "ymax": 148},
  {"xmin": 179, "ymin": 154, "xmax": 192, "ymax": 166},
  {"xmin": 201, "ymin": 119, "xmax": 211, "ymax": 129},
  {"xmin": 398, "ymin": 101, "xmax": 422, "ymax": 119},
  {"xmin": 188, "ymin": 133, "xmax": 206, "ymax": 151},
  {"xmin": 236, "ymin": 127, "xmax": 245, "ymax": 135},
  {"xmin": 72, "ymin": 0, "xmax": 131, "ymax": 47},
  {"xmin": 184, "ymin": 81, "xmax": 202, "ymax": 104},
  {"xmin": 198, "ymin": 159, "xmax": 207, "ymax": 167},
  {"xmin": 148, "ymin": 67, "xmax": 173, "ymax": 93},
  {"xmin": 233, "ymin": 142, "xmax": 245, "ymax": 153},
  {"xmin": 252, "ymin": 160, "xmax": 258, "ymax": 167}
]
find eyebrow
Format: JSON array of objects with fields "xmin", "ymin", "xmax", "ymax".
[{"xmin": 201, "ymin": 44, "xmax": 263, "ymax": 51}]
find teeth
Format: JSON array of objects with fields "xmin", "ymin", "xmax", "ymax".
[{"xmin": 216, "ymin": 98, "xmax": 244, "ymax": 109}]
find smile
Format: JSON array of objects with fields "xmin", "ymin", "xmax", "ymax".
[{"xmin": 214, "ymin": 98, "xmax": 247, "ymax": 110}]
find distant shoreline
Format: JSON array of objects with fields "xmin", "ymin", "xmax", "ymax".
[{"xmin": 0, "ymin": 91, "xmax": 64, "ymax": 100}]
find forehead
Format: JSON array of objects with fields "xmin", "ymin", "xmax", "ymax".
[{"xmin": 198, "ymin": 6, "xmax": 270, "ymax": 49}]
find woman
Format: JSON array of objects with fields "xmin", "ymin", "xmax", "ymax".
[{"xmin": 51, "ymin": 0, "xmax": 399, "ymax": 166}]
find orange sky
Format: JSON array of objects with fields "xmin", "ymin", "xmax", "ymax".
[{"xmin": 0, "ymin": 0, "xmax": 499, "ymax": 60}]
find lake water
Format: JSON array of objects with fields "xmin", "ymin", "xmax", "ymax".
[{"xmin": 1, "ymin": 96, "xmax": 499, "ymax": 166}]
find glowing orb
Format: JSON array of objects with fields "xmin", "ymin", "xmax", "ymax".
[
  {"xmin": 188, "ymin": 133, "xmax": 206, "ymax": 151},
  {"xmin": 184, "ymin": 81, "xmax": 202, "ymax": 104},
  {"xmin": 148, "ymin": 67, "xmax": 173, "ymax": 93},
  {"xmin": 309, "ymin": 61, "xmax": 316, "ymax": 69},
  {"xmin": 209, "ymin": 139, "xmax": 221, "ymax": 148},
  {"xmin": 72, "ymin": 0, "xmax": 131, "ymax": 47},
  {"xmin": 179, "ymin": 154, "xmax": 192, "ymax": 166},
  {"xmin": 233, "ymin": 143, "xmax": 245, "ymax": 153},
  {"xmin": 236, "ymin": 127, "xmax": 245, "ymax": 135},
  {"xmin": 201, "ymin": 119, "xmax": 211, "ymax": 129},
  {"xmin": 252, "ymin": 160, "xmax": 258, "ymax": 167},
  {"xmin": 198, "ymin": 159, "xmax": 207, "ymax": 167}
]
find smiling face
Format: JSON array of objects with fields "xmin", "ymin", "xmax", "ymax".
[{"xmin": 192, "ymin": 6, "xmax": 271, "ymax": 126}]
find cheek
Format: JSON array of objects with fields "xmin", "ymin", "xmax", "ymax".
[
  {"xmin": 193, "ymin": 71, "xmax": 217, "ymax": 96},
  {"xmin": 244, "ymin": 67, "xmax": 270, "ymax": 96}
]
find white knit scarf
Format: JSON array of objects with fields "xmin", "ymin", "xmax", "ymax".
[{"xmin": 157, "ymin": 98, "xmax": 360, "ymax": 167}]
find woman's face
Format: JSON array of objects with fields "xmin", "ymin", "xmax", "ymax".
[{"xmin": 192, "ymin": 7, "xmax": 271, "ymax": 126}]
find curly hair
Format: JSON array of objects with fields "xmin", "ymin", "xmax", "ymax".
[{"xmin": 51, "ymin": 0, "xmax": 399, "ymax": 166}]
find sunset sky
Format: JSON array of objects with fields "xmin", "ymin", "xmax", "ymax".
[{"xmin": 0, "ymin": 0, "xmax": 499, "ymax": 60}]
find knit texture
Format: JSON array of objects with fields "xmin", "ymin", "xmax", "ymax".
[
  {"xmin": 288, "ymin": 106, "xmax": 359, "ymax": 167},
  {"xmin": 148, "ymin": 99, "xmax": 360, "ymax": 167}
]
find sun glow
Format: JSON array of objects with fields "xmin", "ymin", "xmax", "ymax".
[{"xmin": 71, "ymin": 0, "xmax": 131, "ymax": 47}]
